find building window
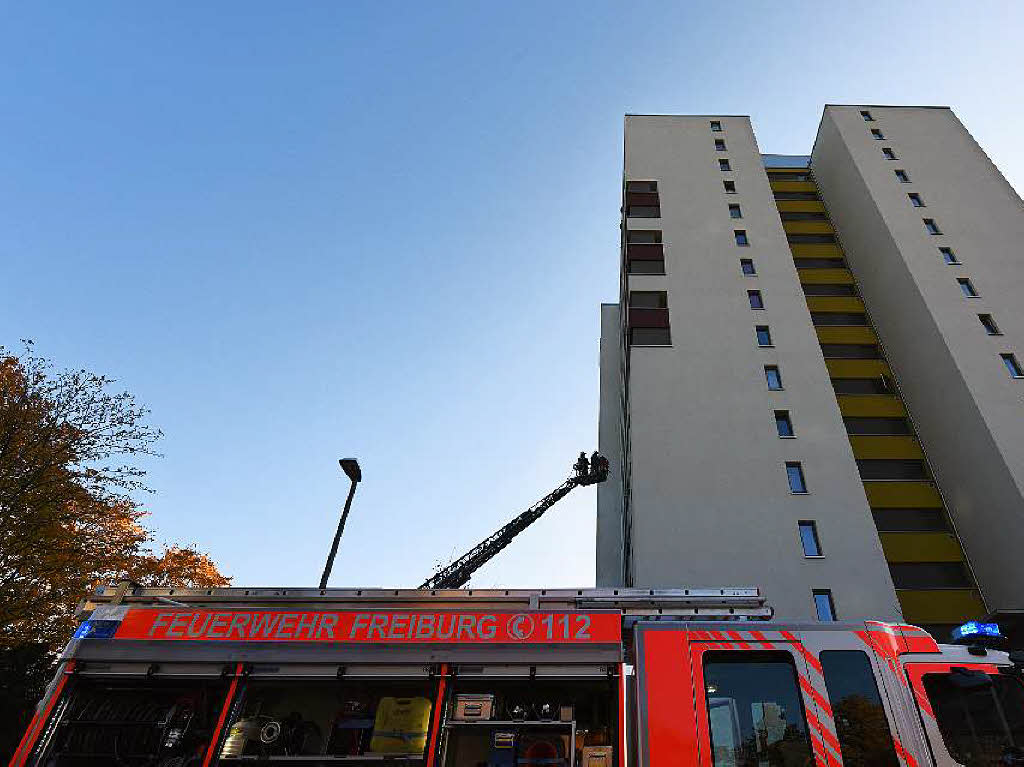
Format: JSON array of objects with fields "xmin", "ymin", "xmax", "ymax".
[
  {"xmin": 748, "ymin": 290, "xmax": 764, "ymax": 309},
  {"xmin": 710, "ymin": 120, "xmax": 722, "ymax": 132},
  {"xmin": 786, "ymin": 462, "xmax": 807, "ymax": 493},
  {"xmin": 979, "ymin": 314, "xmax": 1001, "ymax": 335},
  {"xmin": 756, "ymin": 325, "xmax": 773, "ymax": 347},
  {"xmin": 957, "ymin": 278, "xmax": 978, "ymax": 297},
  {"xmin": 924, "ymin": 218, "xmax": 942, "ymax": 235},
  {"xmin": 939, "ymin": 246, "xmax": 959, "ymax": 264},
  {"xmin": 856, "ymin": 459, "xmax": 928, "ymax": 480},
  {"xmin": 626, "ymin": 180, "xmax": 658, "ymax": 193},
  {"xmin": 802, "ymin": 284, "xmax": 857, "ymax": 296},
  {"xmin": 779, "ymin": 211, "xmax": 827, "ymax": 222},
  {"xmin": 629, "ymin": 291, "xmax": 667, "ymax": 309},
  {"xmin": 787, "ymin": 233, "xmax": 836, "ymax": 244},
  {"xmin": 882, "ymin": 147, "xmax": 897, "ymax": 160},
  {"xmin": 872, "ymin": 508, "xmax": 948, "ymax": 532},
  {"xmin": 728, "ymin": 203, "xmax": 742, "ymax": 219},
  {"xmin": 629, "ymin": 327, "xmax": 671, "ymax": 346},
  {"xmin": 895, "ymin": 169, "xmax": 910, "ymax": 183},
  {"xmin": 813, "ymin": 590, "xmax": 837, "ymax": 621},
  {"xmin": 794, "ymin": 257, "xmax": 846, "ymax": 269},
  {"xmin": 888, "ymin": 562, "xmax": 970, "ymax": 589},
  {"xmin": 1002, "ymin": 353, "xmax": 1024, "ymax": 378},
  {"xmin": 774, "ymin": 191, "xmax": 820, "ymax": 201},
  {"xmin": 740, "ymin": 258, "xmax": 756, "ymax": 275},
  {"xmin": 723, "ymin": 180, "xmax": 737, "ymax": 193},
  {"xmin": 775, "ymin": 410, "xmax": 794, "ymax": 437},
  {"xmin": 870, "ymin": 128, "xmax": 884, "ymax": 140},
  {"xmin": 715, "ymin": 138, "xmax": 727, "ymax": 151},
  {"xmin": 734, "ymin": 230, "xmax": 749, "ymax": 246},
  {"xmin": 820, "ymin": 344, "xmax": 881, "ymax": 359},
  {"xmin": 628, "ymin": 260, "xmax": 665, "ymax": 275},
  {"xmin": 909, "ymin": 193, "xmax": 925, "ymax": 207},
  {"xmin": 765, "ymin": 365, "xmax": 783, "ymax": 390},
  {"xmin": 860, "ymin": 110, "xmax": 874, "ymax": 122},
  {"xmin": 832, "ymin": 377, "xmax": 891, "ymax": 395},
  {"xmin": 810, "ymin": 312, "xmax": 868, "ymax": 326},
  {"xmin": 843, "ymin": 417, "xmax": 911, "ymax": 435},
  {"xmin": 798, "ymin": 521, "xmax": 822, "ymax": 556},
  {"xmin": 627, "ymin": 230, "xmax": 662, "ymax": 243},
  {"xmin": 719, "ymin": 158, "xmax": 732, "ymax": 172}
]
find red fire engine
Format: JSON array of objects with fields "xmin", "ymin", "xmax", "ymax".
[{"xmin": 9, "ymin": 585, "xmax": 1024, "ymax": 767}]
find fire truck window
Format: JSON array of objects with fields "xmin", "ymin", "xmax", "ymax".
[
  {"xmin": 219, "ymin": 679, "xmax": 433, "ymax": 761},
  {"xmin": 702, "ymin": 651, "xmax": 813, "ymax": 767},
  {"xmin": 39, "ymin": 677, "xmax": 228, "ymax": 766},
  {"xmin": 923, "ymin": 672, "xmax": 1024, "ymax": 766},
  {"xmin": 818, "ymin": 651, "xmax": 899, "ymax": 767}
]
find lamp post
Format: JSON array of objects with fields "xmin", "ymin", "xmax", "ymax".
[{"xmin": 319, "ymin": 458, "xmax": 362, "ymax": 589}]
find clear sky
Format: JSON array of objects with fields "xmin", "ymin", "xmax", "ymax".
[{"xmin": 2, "ymin": 1, "xmax": 1022, "ymax": 590}]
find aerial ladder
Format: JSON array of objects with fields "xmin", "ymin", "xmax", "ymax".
[{"xmin": 418, "ymin": 453, "xmax": 609, "ymax": 590}]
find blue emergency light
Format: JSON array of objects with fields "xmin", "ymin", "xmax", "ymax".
[
  {"xmin": 72, "ymin": 619, "xmax": 120, "ymax": 640},
  {"xmin": 950, "ymin": 621, "xmax": 1004, "ymax": 644}
]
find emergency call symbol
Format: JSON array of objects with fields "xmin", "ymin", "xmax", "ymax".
[{"xmin": 506, "ymin": 614, "xmax": 535, "ymax": 641}]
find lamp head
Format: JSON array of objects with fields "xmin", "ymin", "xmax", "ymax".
[{"xmin": 339, "ymin": 458, "xmax": 362, "ymax": 483}]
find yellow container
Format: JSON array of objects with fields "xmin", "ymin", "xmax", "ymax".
[{"xmin": 370, "ymin": 697, "xmax": 433, "ymax": 754}]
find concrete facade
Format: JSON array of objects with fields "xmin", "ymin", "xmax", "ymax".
[
  {"xmin": 811, "ymin": 105, "xmax": 1024, "ymax": 614},
  {"xmin": 597, "ymin": 115, "xmax": 901, "ymax": 622}
]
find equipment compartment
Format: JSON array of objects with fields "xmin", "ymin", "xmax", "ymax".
[
  {"xmin": 217, "ymin": 678, "xmax": 435, "ymax": 763},
  {"xmin": 34, "ymin": 676, "xmax": 229, "ymax": 767},
  {"xmin": 440, "ymin": 675, "xmax": 619, "ymax": 767}
]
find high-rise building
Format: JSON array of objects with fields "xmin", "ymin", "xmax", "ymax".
[{"xmin": 597, "ymin": 106, "xmax": 1024, "ymax": 639}]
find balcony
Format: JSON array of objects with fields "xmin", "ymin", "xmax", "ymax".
[{"xmin": 628, "ymin": 307, "xmax": 670, "ymax": 328}]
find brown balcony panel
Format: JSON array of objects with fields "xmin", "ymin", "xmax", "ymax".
[
  {"xmin": 627, "ymin": 243, "xmax": 665, "ymax": 260},
  {"xmin": 628, "ymin": 307, "xmax": 670, "ymax": 328}
]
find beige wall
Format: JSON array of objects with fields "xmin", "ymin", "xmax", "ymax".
[
  {"xmin": 597, "ymin": 302, "xmax": 624, "ymax": 585},
  {"xmin": 812, "ymin": 105, "xmax": 1024, "ymax": 612},
  {"xmin": 596, "ymin": 115, "xmax": 900, "ymax": 621}
]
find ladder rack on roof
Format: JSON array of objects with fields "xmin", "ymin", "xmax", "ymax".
[{"xmin": 79, "ymin": 585, "xmax": 773, "ymax": 621}]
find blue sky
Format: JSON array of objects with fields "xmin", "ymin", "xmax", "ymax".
[{"xmin": 2, "ymin": 1, "xmax": 1022, "ymax": 589}]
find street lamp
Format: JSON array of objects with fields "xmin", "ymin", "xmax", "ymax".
[{"xmin": 319, "ymin": 458, "xmax": 362, "ymax": 589}]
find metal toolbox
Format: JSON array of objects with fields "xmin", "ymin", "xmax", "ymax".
[{"xmin": 452, "ymin": 693, "xmax": 496, "ymax": 721}]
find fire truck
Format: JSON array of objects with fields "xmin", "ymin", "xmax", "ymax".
[{"xmin": 10, "ymin": 584, "xmax": 1024, "ymax": 767}]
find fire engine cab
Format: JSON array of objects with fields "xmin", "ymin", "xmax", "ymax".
[{"xmin": 10, "ymin": 586, "xmax": 1024, "ymax": 767}]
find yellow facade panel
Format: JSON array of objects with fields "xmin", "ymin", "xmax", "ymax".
[
  {"xmin": 864, "ymin": 481, "xmax": 942, "ymax": 508},
  {"xmin": 837, "ymin": 396, "xmax": 907, "ymax": 418},
  {"xmin": 771, "ymin": 180, "xmax": 818, "ymax": 193},
  {"xmin": 791, "ymin": 243, "xmax": 843, "ymax": 259},
  {"xmin": 806, "ymin": 296, "xmax": 866, "ymax": 313},
  {"xmin": 897, "ymin": 590, "xmax": 986, "ymax": 625},
  {"xmin": 799, "ymin": 268, "xmax": 854, "ymax": 285},
  {"xmin": 850, "ymin": 435, "xmax": 924, "ymax": 460},
  {"xmin": 783, "ymin": 221, "xmax": 834, "ymax": 235},
  {"xmin": 775, "ymin": 201, "xmax": 826, "ymax": 214},
  {"xmin": 880, "ymin": 532, "xmax": 965, "ymax": 563},
  {"xmin": 816, "ymin": 326, "xmax": 877, "ymax": 345},
  {"xmin": 825, "ymin": 359, "xmax": 891, "ymax": 378}
]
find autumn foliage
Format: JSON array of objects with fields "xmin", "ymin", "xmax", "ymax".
[{"xmin": 0, "ymin": 342, "xmax": 229, "ymax": 651}]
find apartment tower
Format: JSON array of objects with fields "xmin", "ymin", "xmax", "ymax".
[{"xmin": 597, "ymin": 106, "xmax": 1024, "ymax": 639}]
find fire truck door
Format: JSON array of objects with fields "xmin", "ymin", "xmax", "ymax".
[
  {"xmin": 904, "ymin": 661, "xmax": 1024, "ymax": 767},
  {"xmin": 687, "ymin": 629, "xmax": 833, "ymax": 767},
  {"xmin": 634, "ymin": 625, "xmax": 832, "ymax": 767}
]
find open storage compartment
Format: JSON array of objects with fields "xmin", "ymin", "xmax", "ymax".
[
  {"xmin": 216, "ymin": 674, "xmax": 439, "ymax": 763},
  {"xmin": 32, "ymin": 675, "xmax": 229, "ymax": 766},
  {"xmin": 439, "ymin": 666, "xmax": 620, "ymax": 767}
]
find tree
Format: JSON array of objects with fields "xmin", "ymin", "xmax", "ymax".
[{"xmin": 0, "ymin": 342, "xmax": 229, "ymax": 757}]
